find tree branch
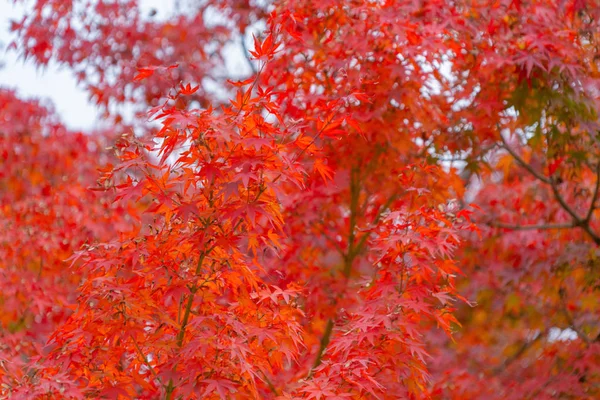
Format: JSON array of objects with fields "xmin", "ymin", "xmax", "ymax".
[
  {"xmin": 308, "ymin": 177, "xmax": 400, "ymax": 378},
  {"xmin": 166, "ymin": 249, "xmax": 214, "ymax": 400},
  {"xmin": 176, "ymin": 250, "xmax": 211, "ymax": 347},
  {"xmin": 498, "ymin": 126, "xmax": 600, "ymax": 246},
  {"xmin": 492, "ymin": 330, "xmax": 545, "ymax": 375},
  {"xmin": 132, "ymin": 335, "xmax": 160, "ymax": 380},
  {"xmin": 309, "ymin": 318, "xmax": 334, "ymax": 377},
  {"xmin": 352, "ymin": 190, "xmax": 399, "ymax": 259},
  {"xmin": 559, "ymin": 287, "xmax": 592, "ymax": 345},
  {"xmin": 240, "ymin": 31, "xmax": 257, "ymax": 75},
  {"xmin": 549, "ymin": 182, "xmax": 583, "ymax": 224},
  {"xmin": 550, "ymin": 181, "xmax": 600, "ymax": 245},
  {"xmin": 585, "ymin": 161, "xmax": 600, "ymax": 222},
  {"xmin": 498, "ymin": 129, "xmax": 551, "ymax": 184},
  {"xmin": 309, "ymin": 168, "xmax": 362, "ymax": 377},
  {"xmin": 260, "ymin": 369, "xmax": 279, "ymax": 396}
]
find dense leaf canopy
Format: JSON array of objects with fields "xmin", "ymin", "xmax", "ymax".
[{"xmin": 1, "ymin": 0, "xmax": 600, "ymax": 398}]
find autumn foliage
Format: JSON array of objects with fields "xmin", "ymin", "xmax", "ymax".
[{"xmin": 1, "ymin": 0, "xmax": 600, "ymax": 398}]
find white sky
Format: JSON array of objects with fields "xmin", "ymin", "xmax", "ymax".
[{"xmin": 0, "ymin": 0, "xmax": 172, "ymax": 131}]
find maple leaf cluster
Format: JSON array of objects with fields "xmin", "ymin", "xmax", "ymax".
[{"xmin": 1, "ymin": 0, "xmax": 600, "ymax": 399}]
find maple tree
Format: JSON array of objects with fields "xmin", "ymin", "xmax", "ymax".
[
  {"xmin": 2, "ymin": 0, "xmax": 600, "ymax": 398},
  {"xmin": 0, "ymin": 89, "xmax": 130, "ymax": 397}
]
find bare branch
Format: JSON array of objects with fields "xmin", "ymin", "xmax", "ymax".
[
  {"xmin": 550, "ymin": 183, "xmax": 583, "ymax": 223},
  {"xmin": 497, "ymin": 126, "xmax": 600, "ymax": 245},
  {"xmin": 240, "ymin": 31, "xmax": 257, "ymax": 74},
  {"xmin": 585, "ymin": 162, "xmax": 600, "ymax": 222},
  {"xmin": 498, "ymin": 128, "xmax": 551, "ymax": 184},
  {"xmin": 541, "ymin": 126, "xmax": 600, "ymax": 244},
  {"xmin": 549, "ymin": 182, "xmax": 600, "ymax": 245}
]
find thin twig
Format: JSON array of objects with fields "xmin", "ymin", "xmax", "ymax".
[
  {"xmin": 320, "ymin": 230, "xmax": 345, "ymax": 255},
  {"xmin": 492, "ymin": 330, "xmax": 545, "ymax": 375},
  {"xmin": 260, "ymin": 369, "xmax": 279, "ymax": 396},
  {"xmin": 559, "ymin": 287, "xmax": 592, "ymax": 345},
  {"xmin": 132, "ymin": 335, "xmax": 160, "ymax": 379},
  {"xmin": 240, "ymin": 31, "xmax": 257, "ymax": 74}
]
